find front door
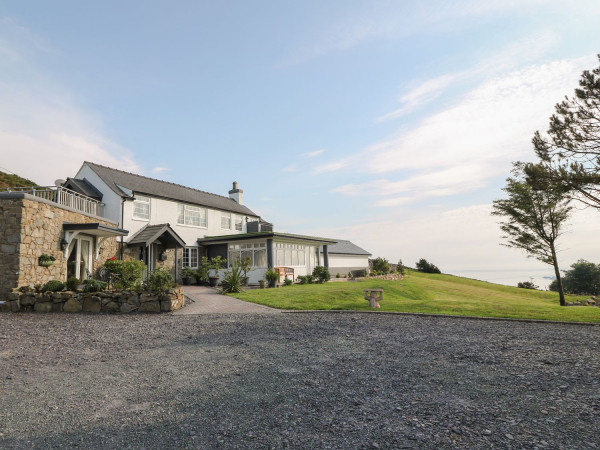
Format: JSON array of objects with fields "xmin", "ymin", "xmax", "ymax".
[{"xmin": 67, "ymin": 236, "xmax": 93, "ymax": 280}]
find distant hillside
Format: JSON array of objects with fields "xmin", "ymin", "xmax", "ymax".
[{"xmin": 0, "ymin": 171, "xmax": 38, "ymax": 189}]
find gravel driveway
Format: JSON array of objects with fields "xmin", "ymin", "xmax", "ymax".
[{"xmin": 1, "ymin": 312, "xmax": 599, "ymax": 449}]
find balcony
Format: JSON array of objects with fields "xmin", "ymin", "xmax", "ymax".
[{"xmin": 0, "ymin": 185, "xmax": 105, "ymax": 217}]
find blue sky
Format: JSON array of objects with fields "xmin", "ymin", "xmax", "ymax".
[{"xmin": 2, "ymin": 1, "xmax": 600, "ymax": 286}]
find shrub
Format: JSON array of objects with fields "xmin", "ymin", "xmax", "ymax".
[
  {"xmin": 265, "ymin": 268, "xmax": 279, "ymax": 288},
  {"xmin": 297, "ymin": 275, "xmax": 315, "ymax": 284},
  {"xmin": 42, "ymin": 280, "xmax": 65, "ymax": 292},
  {"xmin": 370, "ymin": 269, "xmax": 378, "ymax": 276},
  {"xmin": 66, "ymin": 277, "xmax": 80, "ymax": 291},
  {"xmin": 371, "ymin": 257, "xmax": 390, "ymax": 274},
  {"xmin": 104, "ymin": 259, "xmax": 146, "ymax": 289},
  {"xmin": 517, "ymin": 280, "xmax": 539, "ymax": 290},
  {"xmin": 415, "ymin": 258, "xmax": 441, "ymax": 274},
  {"xmin": 312, "ymin": 266, "xmax": 331, "ymax": 284},
  {"xmin": 196, "ymin": 256, "xmax": 210, "ymax": 284},
  {"xmin": 336, "ymin": 273, "xmax": 341, "ymax": 278},
  {"xmin": 210, "ymin": 256, "xmax": 227, "ymax": 277},
  {"xmin": 182, "ymin": 266, "xmax": 196, "ymax": 277},
  {"xmin": 82, "ymin": 279, "xmax": 107, "ymax": 293},
  {"xmin": 221, "ymin": 264, "xmax": 244, "ymax": 294},
  {"xmin": 145, "ymin": 267, "xmax": 173, "ymax": 293},
  {"xmin": 560, "ymin": 259, "xmax": 600, "ymax": 295},
  {"xmin": 283, "ymin": 277, "xmax": 293, "ymax": 286}
]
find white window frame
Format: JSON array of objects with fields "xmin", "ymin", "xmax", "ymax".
[
  {"xmin": 133, "ymin": 195, "xmax": 150, "ymax": 221},
  {"xmin": 182, "ymin": 247, "xmax": 199, "ymax": 269},
  {"xmin": 234, "ymin": 215, "xmax": 243, "ymax": 231},
  {"xmin": 221, "ymin": 212, "xmax": 231, "ymax": 230},
  {"xmin": 177, "ymin": 204, "xmax": 207, "ymax": 228},
  {"xmin": 228, "ymin": 242, "xmax": 267, "ymax": 268}
]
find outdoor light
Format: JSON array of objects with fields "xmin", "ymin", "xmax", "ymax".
[{"xmin": 60, "ymin": 238, "xmax": 68, "ymax": 251}]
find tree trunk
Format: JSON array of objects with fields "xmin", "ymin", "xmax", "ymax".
[{"xmin": 550, "ymin": 243, "xmax": 566, "ymax": 306}]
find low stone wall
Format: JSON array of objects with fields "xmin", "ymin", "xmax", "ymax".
[
  {"xmin": 356, "ymin": 273, "xmax": 404, "ymax": 281},
  {"xmin": 1, "ymin": 287, "xmax": 185, "ymax": 314}
]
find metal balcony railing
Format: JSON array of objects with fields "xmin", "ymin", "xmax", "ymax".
[{"xmin": 0, "ymin": 186, "xmax": 105, "ymax": 217}]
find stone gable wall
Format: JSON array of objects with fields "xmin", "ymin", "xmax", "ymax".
[{"xmin": 0, "ymin": 195, "xmax": 120, "ymax": 296}]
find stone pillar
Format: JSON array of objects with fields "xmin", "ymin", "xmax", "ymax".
[
  {"xmin": 323, "ymin": 245, "xmax": 329, "ymax": 269},
  {"xmin": 267, "ymin": 239, "xmax": 274, "ymax": 268}
]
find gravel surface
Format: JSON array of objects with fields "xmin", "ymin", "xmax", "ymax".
[{"xmin": 1, "ymin": 312, "xmax": 599, "ymax": 449}]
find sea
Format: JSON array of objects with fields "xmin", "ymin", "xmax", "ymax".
[{"xmin": 451, "ymin": 269, "xmax": 556, "ymax": 291}]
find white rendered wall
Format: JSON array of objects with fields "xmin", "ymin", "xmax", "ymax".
[
  {"xmin": 122, "ymin": 196, "xmax": 255, "ymax": 246},
  {"xmin": 327, "ymin": 254, "xmax": 370, "ymax": 268},
  {"xmin": 74, "ymin": 164, "xmax": 123, "ymax": 225}
]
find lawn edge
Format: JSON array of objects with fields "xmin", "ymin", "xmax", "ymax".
[{"xmin": 281, "ymin": 309, "xmax": 600, "ymax": 326}]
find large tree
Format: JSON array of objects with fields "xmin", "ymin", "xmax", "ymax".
[
  {"xmin": 492, "ymin": 164, "xmax": 572, "ymax": 306},
  {"xmin": 527, "ymin": 55, "xmax": 600, "ymax": 208}
]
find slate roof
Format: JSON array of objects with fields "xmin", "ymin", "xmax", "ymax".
[
  {"xmin": 83, "ymin": 162, "xmax": 259, "ymax": 217},
  {"xmin": 127, "ymin": 223, "xmax": 186, "ymax": 247},
  {"xmin": 63, "ymin": 177, "xmax": 103, "ymax": 200},
  {"xmin": 321, "ymin": 240, "xmax": 371, "ymax": 256}
]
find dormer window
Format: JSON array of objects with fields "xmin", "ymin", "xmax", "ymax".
[{"xmin": 133, "ymin": 195, "xmax": 150, "ymax": 220}]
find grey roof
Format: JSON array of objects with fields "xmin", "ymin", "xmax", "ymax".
[
  {"xmin": 321, "ymin": 240, "xmax": 371, "ymax": 256},
  {"xmin": 64, "ymin": 178, "xmax": 103, "ymax": 200},
  {"xmin": 198, "ymin": 231, "xmax": 337, "ymax": 246},
  {"xmin": 83, "ymin": 162, "xmax": 259, "ymax": 217},
  {"xmin": 127, "ymin": 223, "xmax": 186, "ymax": 247}
]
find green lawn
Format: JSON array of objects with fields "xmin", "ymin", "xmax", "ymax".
[{"xmin": 231, "ymin": 270, "xmax": 600, "ymax": 323}]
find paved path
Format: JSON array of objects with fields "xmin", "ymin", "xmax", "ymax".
[{"xmin": 173, "ymin": 285, "xmax": 280, "ymax": 315}]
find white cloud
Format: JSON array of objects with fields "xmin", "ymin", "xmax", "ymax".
[
  {"xmin": 151, "ymin": 166, "xmax": 171, "ymax": 174},
  {"xmin": 312, "ymin": 161, "xmax": 346, "ymax": 175},
  {"xmin": 300, "ymin": 149, "xmax": 325, "ymax": 158},
  {"xmin": 332, "ymin": 55, "xmax": 597, "ymax": 206},
  {"xmin": 376, "ymin": 30, "xmax": 560, "ymax": 122},
  {"xmin": 0, "ymin": 20, "xmax": 138, "ymax": 185},
  {"xmin": 376, "ymin": 74, "xmax": 460, "ymax": 122},
  {"xmin": 283, "ymin": 0, "xmax": 569, "ymax": 65}
]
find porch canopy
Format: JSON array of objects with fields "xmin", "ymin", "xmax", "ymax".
[
  {"xmin": 62, "ymin": 222, "xmax": 129, "ymax": 259},
  {"xmin": 126, "ymin": 223, "xmax": 186, "ymax": 279},
  {"xmin": 198, "ymin": 231, "xmax": 337, "ymax": 269}
]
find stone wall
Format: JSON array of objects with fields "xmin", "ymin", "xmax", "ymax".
[
  {"xmin": 1, "ymin": 287, "xmax": 185, "ymax": 314},
  {"xmin": 0, "ymin": 194, "xmax": 120, "ymax": 296},
  {"xmin": 0, "ymin": 198, "xmax": 22, "ymax": 299}
]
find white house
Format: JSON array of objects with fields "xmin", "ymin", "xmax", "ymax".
[{"xmin": 64, "ymin": 162, "xmax": 365, "ymax": 284}]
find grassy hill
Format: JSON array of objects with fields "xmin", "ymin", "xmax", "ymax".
[
  {"xmin": 232, "ymin": 269, "xmax": 600, "ymax": 323},
  {"xmin": 0, "ymin": 170, "xmax": 37, "ymax": 188}
]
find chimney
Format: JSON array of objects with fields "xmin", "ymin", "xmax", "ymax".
[{"xmin": 229, "ymin": 181, "xmax": 243, "ymax": 204}]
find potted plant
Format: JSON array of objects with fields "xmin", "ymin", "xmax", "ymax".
[
  {"xmin": 258, "ymin": 279, "xmax": 266, "ymax": 289},
  {"xmin": 208, "ymin": 256, "xmax": 225, "ymax": 287},
  {"xmin": 265, "ymin": 268, "xmax": 279, "ymax": 288},
  {"xmin": 182, "ymin": 266, "xmax": 196, "ymax": 286},
  {"xmin": 38, "ymin": 254, "xmax": 56, "ymax": 267}
]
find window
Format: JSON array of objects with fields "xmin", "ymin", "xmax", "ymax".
[
  {"xmin": 228, "ymin": 242, "xmax": 267, "ymax": 268},
  {"xmin": 133, "ymin": 195, "xmax": 150, "ymax": 220},
  {"xmin": 234, "ymin": 215, "xmax": 243, "ymax": 231},
  {"xmin": 275, "ymin": 243, "xmax": 306, "ymax": 266},
  {"xmin": 221, "ymin": 212, "xmax": 231, "ymax": 230},
  {"xmin": 177, "ymin": 204, "xmax": 207, "ymax": 227},
  {"xmin": 182, "ymin": 247, "xmax": 199, "ymax": 268}
]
